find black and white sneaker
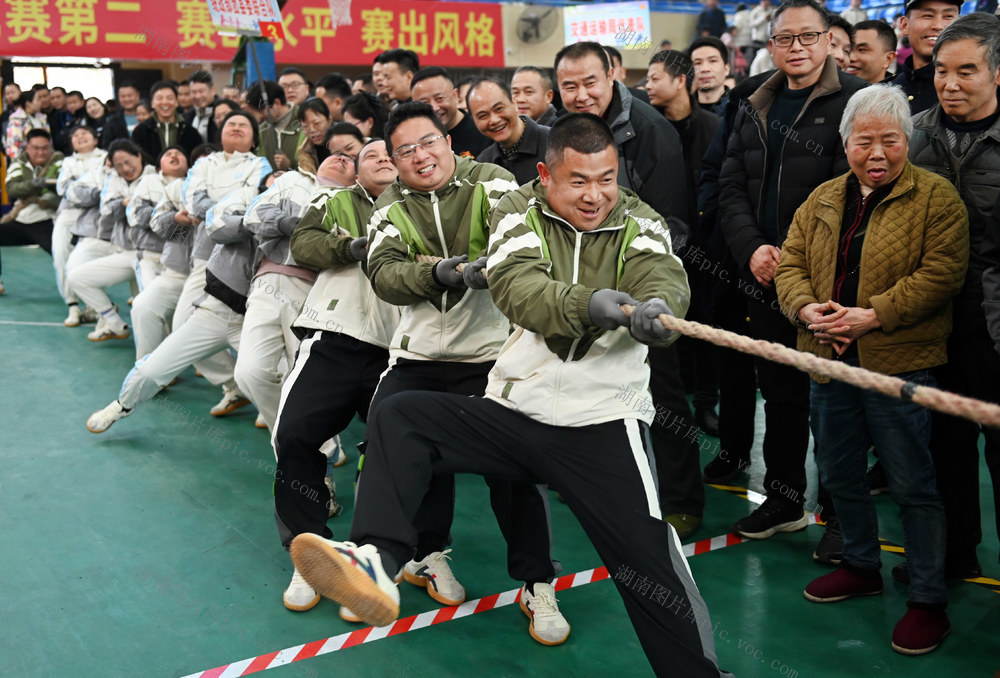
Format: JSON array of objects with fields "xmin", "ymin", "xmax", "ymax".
[{"xmin": 733, "ymin": 498, "xmax": 809, "ymax": 539}]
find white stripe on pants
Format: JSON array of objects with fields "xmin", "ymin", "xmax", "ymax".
[
  {"xmin": 172, "ymin": 258, "xmax": 237, "ymax": 387},
  {"xmin": 131, "ymin": 267, "xmax": 186, "ymax": 360},
  {"xmin": 118, "ymin": 295, "xmax": 244, "ymax": 410},
  {"xmin": 234, "ymin": 272, "xmax": 312, "ymax": 431},
  {"xmin": 52, "ymin": 212, "xmax": 76, "ymax": 304}
]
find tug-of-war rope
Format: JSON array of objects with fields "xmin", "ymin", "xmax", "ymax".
[{"xmin": 413, "ymin": 253, "xmax": 1000, "ymax": 429}]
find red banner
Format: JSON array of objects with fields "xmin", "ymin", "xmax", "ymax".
[{"xmin": 0, "ymin": 0, "xmax": 505, "ymax": 67}]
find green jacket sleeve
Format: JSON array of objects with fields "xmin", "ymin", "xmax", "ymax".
[
  {"xmin": 366, "ymin": 192, "xmax": 447, "ymax": 305},
  {"xmin": 290, "ymin": 189, "xmax": 360, "ymax": 269},
  {"xmin": 616, "ymin": 199, "xmax": 691, "ymax": 345},
  {"xmin": 5, "ymin": 158, "xmax": 36, "ymax": 200},
  {"xmin": 486, "ymin": 192, "xmax": 595, "ymax": 339}
]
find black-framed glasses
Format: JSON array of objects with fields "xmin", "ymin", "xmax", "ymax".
[
  {"xmin": 770, "ymin": 31, "xmax": 824, "ymax": 48},
  {"xmin": 392, "ymin": 134, "xmax": 445, "ymax": 161}
]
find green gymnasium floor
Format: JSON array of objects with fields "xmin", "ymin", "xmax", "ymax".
[{"xmin": 1, "ymin": 245, "xmax": 998, "ymax": 678}]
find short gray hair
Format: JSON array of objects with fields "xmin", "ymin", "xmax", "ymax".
[
  {"xmin": 932, "ymin": 12, "xmax": 1000, "ymax": 74},
  {"xmin": 839, "ymin": 84, "xmax": 912, "ymax": 143}
]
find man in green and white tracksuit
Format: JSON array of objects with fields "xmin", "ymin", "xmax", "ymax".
[
  {"xmin": 290, "ymin": 113, "xmax": 731, "ymax": 678},
  {"xmin": 272, "ymin": 140, "xmax": 401, "ymax": 614},
  {"xmin": 362, "ymin": 102, "xmax": 569, "ymax": 643}
]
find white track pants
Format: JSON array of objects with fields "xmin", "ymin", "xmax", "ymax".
[
  {"xmin": 131, "ymin": 267, "xmax": 186, "ymax": 360},
  {"xmin": 234, "ymin": 273, "xmax": 312, "ymax": 431},
  {"xmin": 119, "ymin": 295, "xmax": 243, "ymax": 410}
]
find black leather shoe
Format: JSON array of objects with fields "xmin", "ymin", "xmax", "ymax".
[{"xmin": 695, "ymin": 407, "xmax": 720, "ymax": 438}]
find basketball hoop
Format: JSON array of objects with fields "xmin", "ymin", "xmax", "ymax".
[{"xmin": 327, "ymin": 0, "xmax": 353, "ymax": 29}]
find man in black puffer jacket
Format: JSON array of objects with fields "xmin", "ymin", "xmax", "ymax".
[{"xmin": 719, "ymin": 0, "xmax": 867, "ymax": 542}]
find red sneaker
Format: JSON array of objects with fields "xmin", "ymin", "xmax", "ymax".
[
  {"xmin": 804, "ymin": 566, "xmax": 883, "ymax": 603},
  {"xmin": 892, "ymin": 606, "xmax": 950, "ymax": 655}
]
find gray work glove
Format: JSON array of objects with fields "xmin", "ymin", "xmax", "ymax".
[
  {"xmin": 31, "ymin": 175, "xmax": 48, "ymax": 189},
  {"xmin": 278, "ymin": 214, "xmax": 300, "ymax": 234},
  {"xmin": 349, "ymin": 236, "xmax": 369, "ymax": 261},
  {"xmin": 462, "ymin": 256, "xmax": 488, "ymax": 289},
  {"xmin": 588, "ymin": 289, "xmax": 638, "ymax": 330},
  {"xmin": 630, "ymin": 298, "xmax": 675, "ymax": 345},
  {"xmin": 433, "ymin": 253, "xmax": 468, "ymax": 288}
]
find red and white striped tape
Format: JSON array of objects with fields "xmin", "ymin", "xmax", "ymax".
[{"xmin": 181, "ymin": 524, "xmax": 786, "ymax": 678}]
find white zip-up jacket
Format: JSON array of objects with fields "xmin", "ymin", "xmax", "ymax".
[
  {"xmin": 57, "ymin": 148, "xmax": 107, "ymax": 221},
  {"xmin": 126, "ymin": 171, "xmax": 172, "ymax": 254},
  {"xmin": 149, "ymin": 177, "xmax": 193, "ymax": 275},
  {"xmin": 65, "ymin": 164, "xmax": 111, "ymax": 239},
  {"xmin": 244, "ymin": 169, "xmax": 317, "ymax": 268},
  {"xmin": 100, "ymin": 165, "xmax": 157, "ymax": 249}
]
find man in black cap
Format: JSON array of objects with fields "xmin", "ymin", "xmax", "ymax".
[{"xmin": 891, "ymin": 0, "xmax": 962, "ymax": 114}]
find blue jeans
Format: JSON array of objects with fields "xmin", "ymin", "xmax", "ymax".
[{"xmin": 810, "ymin": 360, "xmax": 946, "ymax": 604}]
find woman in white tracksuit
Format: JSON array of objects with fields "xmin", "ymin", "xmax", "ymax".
[
  {"xmin": 237, "ymin": 156, "xmax": 356, "ymax": 431},
  {"xmin": 124, "ymin": 145, "xmax": 191, "ymax": 359},
  {"xmin": 66, "ymin": 139, "xmax": 159, "ymax": 342},
  {"xmin": 55, "ymin": 125, "xmax": 106, "ymax": 326},
  {"xmin": 146, "ymin": 143, "xmax": 248, "ymax": 417},
  {"xmin": 62, "ymin": 160, "xmax": 113, "ymax": 309},
  {"xmin": 86, "ymin": 112, "xmax": 274, "ymax": 433}
]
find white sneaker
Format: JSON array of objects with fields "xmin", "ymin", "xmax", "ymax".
[
  {"xmin": 520, "ymin": 582, "xmax": 571, "ymax": 646},
  {"xmin": 289, "ymin": 535, "xmax": 400, "ymax": 627},
  {"xmin": 403, "ymin": 550, "xmax": 466, "ymax": 606},
  {"xmin": 255, "ymin": 413, "xmax": 268, "ymax": 429},
  {"xmin": 86, "ymin": 401, "xmax": 131, "ymax": 433},
  {"xmin": 87, "ymin": 319, "xmax": 130, "ymax": 342},
  {"xmin": 64, "ymin": 305, "xmax": 83, "ymax": 327},
  {"xmin": 320, "ymin": 435, "xmax": 347, "ymax": 467},
  {"xmin": 283, "ymin": 567, "xmax": 320, "ymax": 611},
  {"xmin": 339, "ymin": 605, "xmax": 361, "ymax": 622},
  {"xmin": 210, "ymin": 387, "xmax": 251, "ymax": 417}
]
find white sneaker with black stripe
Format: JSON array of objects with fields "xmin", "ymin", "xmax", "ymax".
[{"xmin": 520, "ymin": 582, "xmax": 571, "ymax": 646}]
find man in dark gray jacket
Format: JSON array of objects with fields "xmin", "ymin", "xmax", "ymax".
[{"xmin": 914, "ymin": 12, "xmax": 1000, "ymax": 579}]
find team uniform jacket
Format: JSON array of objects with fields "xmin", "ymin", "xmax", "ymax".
[
  {"xmin": 99, "ymin": 165, "xmax": 157, "ymax": 250},
  {"xmin": 244, "ymin": 169, "xmax": 318, "ymax": 268},
  {"xmin": 126, "ymin": 171, "xmax": 172, "ymax": 254},
  {"xmin": 366, "ymin": 155, "xmax": 519, "ymax": 362},
  {"xmin": 291, "ymin": 183, "xmax": 400, "ymax": 348},
  {"xmin": 183, "ymin": 150, "xmax": 273, "ymax": 227},
  {"xmin": 202, "ymin": 186, "xmax": 259, "ymax": 314},
  {"xmin": 56, "ymin": 149, "xmax": 107, "ymax": 220},
  {"xmin": 149, "ymin": 177, "xmax": 194, "ymax": 275},
  {"xmin": 483, "ymin": 180, "xmax": 690, "ymax": 427},
  {"xmin": 64, "ymin": 164, "xmax": 111, "ymax": 239}
]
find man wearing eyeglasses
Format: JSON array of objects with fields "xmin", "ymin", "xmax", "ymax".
[
  {"xmin": 356, "ymin": 102, "xmax": 571, "ymax": 646},
  {"xmin": 278, "ymin": 67, "xmax": 313, "ymax": 106},
  {"xmin": 719, "ymin": 0, "xmax": 867, "ymax": 548}
]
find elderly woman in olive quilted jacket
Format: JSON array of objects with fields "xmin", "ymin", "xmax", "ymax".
[{"xmin": 775, "ymin": 85, "xmax": 969, "ymax": 657}]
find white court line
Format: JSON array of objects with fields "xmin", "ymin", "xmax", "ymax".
[{"xmin": 0, "ymin": 319, "xmax": 67, "ymax": 327}]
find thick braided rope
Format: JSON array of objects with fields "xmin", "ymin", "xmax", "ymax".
[
  {"xmin": 622, "ymin": 305, "xmax": 1000, "ymax": 429},
  {"xmin": 414, "ymin": 253, "xmax": 1000, "ymax": 427}
]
